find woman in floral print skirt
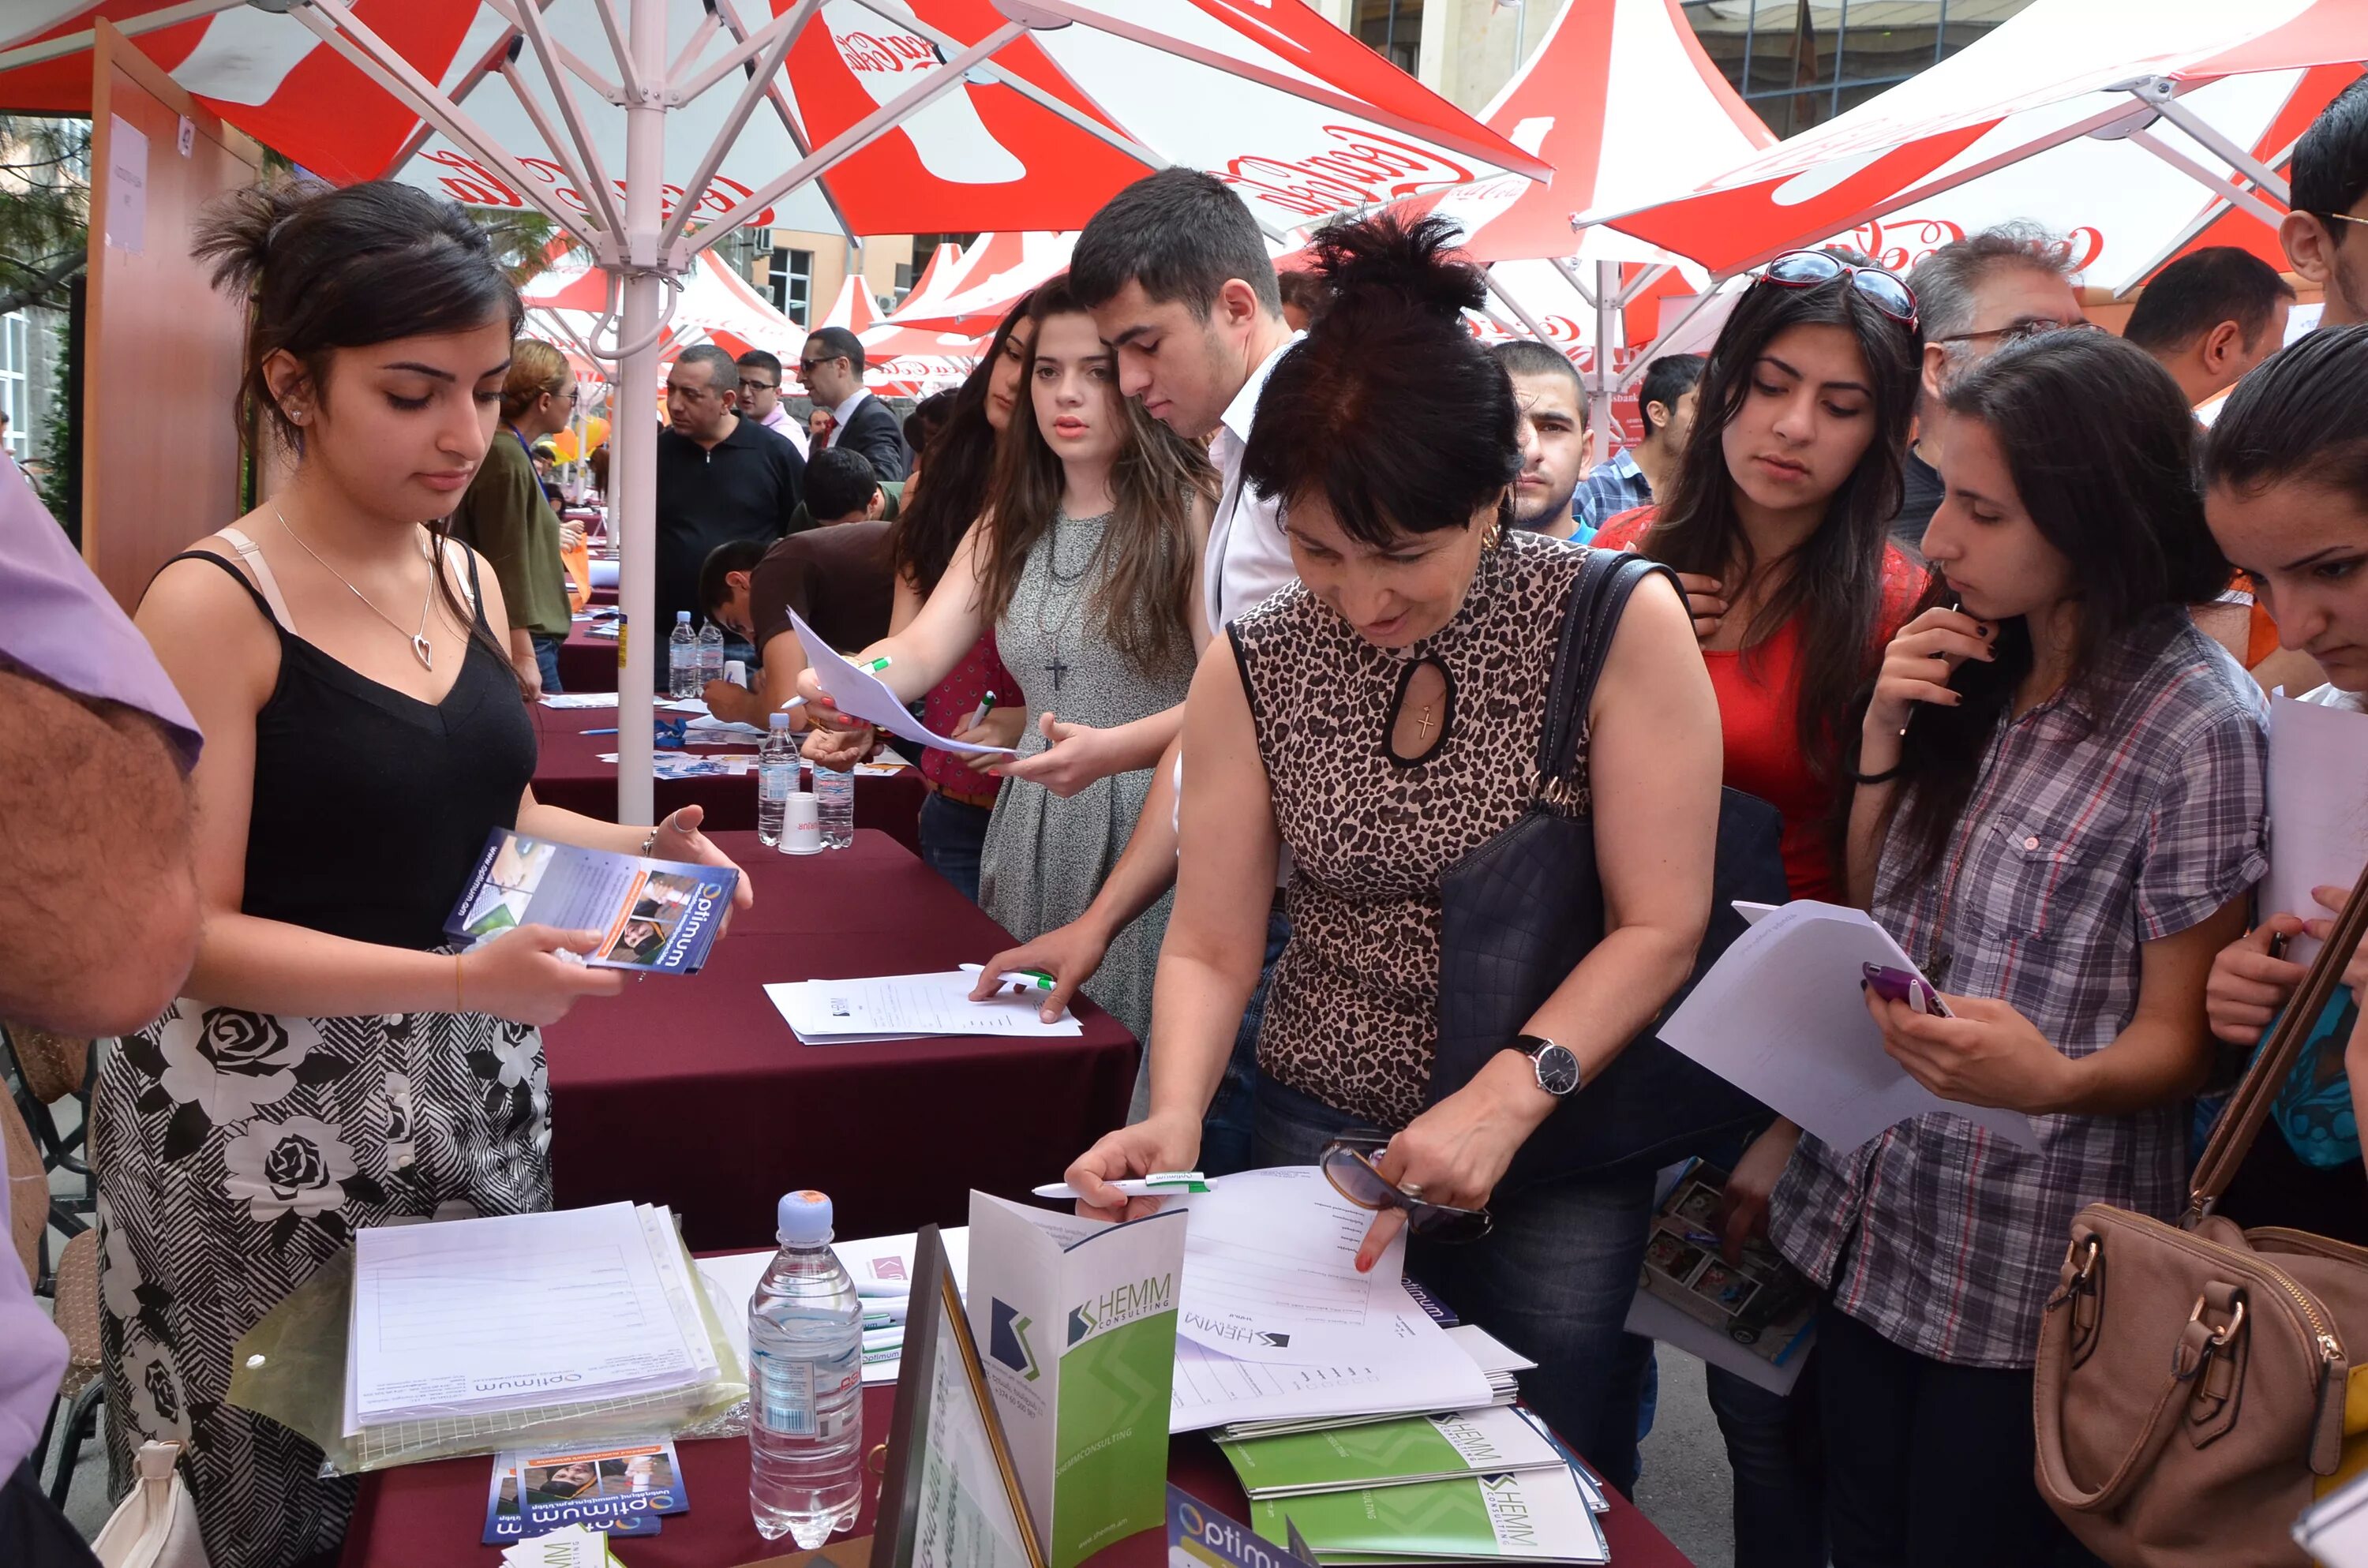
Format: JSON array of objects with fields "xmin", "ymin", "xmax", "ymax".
[{"xmin": 96, "ymin": 179, "xmax": 747, "ymax": 1568}]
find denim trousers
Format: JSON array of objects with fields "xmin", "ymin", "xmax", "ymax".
[
  {"xmin": 1706, "ymin": 1360, "xmax": 1826, "ymax": 1568},
  {"xmin": 917, "ymin": 792, "xmax": 994, "ymax": 905},
  {"xmin": 1199, "ymin": 904, "xmax": 1291, "ymax": 1177},
  {"xmin": 1250, "ymin": 1071, "xmax": 1658, "ymax": 1495},
  {"xmin": 530, "ymin": 631, "xmax": 564, "ymax": 694}
]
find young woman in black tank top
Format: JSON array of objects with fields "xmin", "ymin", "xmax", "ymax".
[{"xmin": 95, "ymin": 180, "xmax": 749, "ymax": 1568}]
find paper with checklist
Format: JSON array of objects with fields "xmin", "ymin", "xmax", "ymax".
[
  {"xmin": 764, "ymin": 969, "xmax": 1082, "ymax": 1045},
  {"xmin": 1659, "ymin": 900, "xmax": 2040, "ymax": 1154},
  {"xmin": 790, "ymin": 608, "xmax": 1018, "ymax": 758}
]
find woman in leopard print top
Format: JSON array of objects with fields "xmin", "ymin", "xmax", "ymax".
[{"xmin": 1065, "ymin": 214, "xmax": 1724, "ymax": 1492}]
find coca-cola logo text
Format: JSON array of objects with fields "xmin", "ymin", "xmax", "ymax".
[
  {"xmin": 1849, "ymin": 216, "xmax": 2104, "ymax": 275},
  {"xmin": 1220, "ymin": 126, "xmax": 1476, "ymax": 220},
  {"xmin": 422, "ymin": 149, "xmax": 777, "ymax": 229},
  {"xmin": 835, "ymin": 30, "xmax": 938, "ymax": 74}
]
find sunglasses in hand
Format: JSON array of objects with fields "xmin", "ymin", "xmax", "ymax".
[{"xmin": 1319, "ymin": 1130, "xmax": 1493, "ymax": 1244}]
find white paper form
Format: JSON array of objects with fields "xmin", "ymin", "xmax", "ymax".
[
  {"xmin": 763, "ymin": 971, "xmax": 1082, "ymax": 1044},
  {"xmin": 349, "ymin": 1204, "xmax": 703, "ymax": 1427},
  {"xmin": 1658, "ymin": 900, "xmax": 2040, "ymax": 1154},
  {"xmin": 2266, "ymin": 694, "xmax": 2368, "ymax": 967},
  {"xmin": 791, "ymin": 608, "xmax": 1018, "ymax": 757},
  {"xmin": 699, "ymin": 1228, "xmax": 976, "ymax": 1386},
  {"xmin": 1171, "ymin": 1165, "xmax": 1411, "ymax": 1364},
  {"xmin": 1168, "ymin": 1278, "xmax": 1493, "ymax": 1434}
]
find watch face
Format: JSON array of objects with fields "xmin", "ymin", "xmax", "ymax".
[{"xmin": 1533, "ymin": 1042, "xmax": 1581, "ymax": 1096}]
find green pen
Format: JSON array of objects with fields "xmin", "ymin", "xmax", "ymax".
[{"xmin": 960, "ymin": 962, "xmax": 1056, "ymax": 993}]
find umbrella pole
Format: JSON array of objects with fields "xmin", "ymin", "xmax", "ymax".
[
  {"xmin": 614, "ymin": 0, "xmax": 669, "ymax": 828},
  {"xmin": 1593, "ymin": 260, "xmax": 1616, "ymax": 466}
]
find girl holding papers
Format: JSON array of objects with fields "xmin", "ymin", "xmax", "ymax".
[
  {"xmin": 799, "ymin": 275, "xmax": 1215, "ymax": 1053},
  {"xmin": 2201, "ymin": 324, "xmax": 2368, "ymax": 1245},
  {"xmin": 99, "ymin": 181, "xmax": 749, "ymax": 1567},
  {"xmin": 1771, "ymin": 330, "xmax": 2264, "ymax": 1563},
  {"xmin": 1062, "ymin": 215, "xmax": 1724, "ymax": 1497}
]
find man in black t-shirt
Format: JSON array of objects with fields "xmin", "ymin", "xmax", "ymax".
[{"xmin": 654, "ymin": 344, "xmax": 806, "ymax": 634}]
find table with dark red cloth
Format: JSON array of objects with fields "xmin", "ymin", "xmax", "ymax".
[
  {"xmin": 342, "ymin": 1377, "xmax": 1697, "ymax": 1568},
  {"xmin": 542, "ymin": 829, "xmax": 1134, "ymax": 1251},
  {"xmin": 530, "ymin": 706, "xmax": 927, "ymax": 853},
  {"xmin": 560, "ymin": 618, "xmax": 623, "ymax": 693}
]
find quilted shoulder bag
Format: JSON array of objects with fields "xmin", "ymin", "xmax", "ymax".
[
  {"xmin": 1431, "ymin": 548, "xmax": 1788, "ymax": 1184},
  {"xmin": 2036, "ymin": 863, "xmax": 2368, "ymax": 1566}
]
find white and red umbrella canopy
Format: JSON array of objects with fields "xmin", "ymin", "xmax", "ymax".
[
  {"xmin": 877, "ymin": 230, "xmax": 1076, "ymax": 331},
  {"xmin": 1, "ymin": 1, "xmax": 1551, "ymax": 248},
  {"xmin": 1396, "ymin": 0, "xmax": 1771, "ymax": 267},
  {"xmin": 1580, "ymin": 0, "xmax": 2367, "ymax": 296}
]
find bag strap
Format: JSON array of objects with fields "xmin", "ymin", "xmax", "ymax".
[
  {"xmin": 2190, "ymin": 856, "xmax": 2368, "ymax": 1213},
  {"xmin": 1535, "ymin": 548, "xmax": 1683, "ymax": 788},
  {"xmin": 2035, "ymin": 1297, "xmax": 2230, "ymax": 1513}
]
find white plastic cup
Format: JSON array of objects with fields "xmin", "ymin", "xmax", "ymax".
[
  {"xmin": 723, "ymin": 659, "xmax": 747, "ymax": 687},
  {"xmin": 782, "ymin": 792, "xmax": 822, "ymax": 855}
]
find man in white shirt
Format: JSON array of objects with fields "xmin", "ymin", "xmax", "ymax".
[
  {"xmin": 796, "ymin": 327, "xmax": 909, "ymax": 481},
  {"xmin": 972, "ymin": 168, "xmax": 1297, "ymax": 1166}
]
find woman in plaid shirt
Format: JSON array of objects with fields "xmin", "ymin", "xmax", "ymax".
[{"xmin": 1771, "ymin": 329, "xmax": 2268, "ymax": 1565}]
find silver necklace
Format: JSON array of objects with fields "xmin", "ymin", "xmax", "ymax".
[{"xmin": 275, "ymin": 508, "xmax": 437, "ymax": 670}]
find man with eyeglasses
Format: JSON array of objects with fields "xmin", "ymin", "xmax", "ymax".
[
  {"xmin": 796, "ymin": 326, "xmax": 910, "ymax": 481},
  {"xmin": 654, "ymin": 343, "xmax": 807, "ymax": 638},
  {"xmin": 734, "ymin": 349, "xmax": 807, "ymax": 458},
  {"xmin": 2284, "ymin": 76, "xmax": 2368, "ymax": 331},
  {"xmin": 1891, "ymin": 224, "xmax": 2089, "ymax": 553}
]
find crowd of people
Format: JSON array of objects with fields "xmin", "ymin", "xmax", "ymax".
[{"xmin": 10, "ymin": 68, "xmax": 2368, "ymax": 1568}]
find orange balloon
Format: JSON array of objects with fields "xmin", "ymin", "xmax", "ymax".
[{"xmin": 549, "ymin": 430, "xmax": 581, "ymax": 462}]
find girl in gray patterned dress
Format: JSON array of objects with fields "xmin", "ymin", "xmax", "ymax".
[
  {"xmin": 103, "ymin": 180, "xmax": 748, "ymax": 1568},
  {"xmin": 799, "ymin": 276, "xmax": 1212, "ymax": 1055}
]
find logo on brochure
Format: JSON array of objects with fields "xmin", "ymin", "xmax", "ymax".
[
  {"xmin": 989, "ymin": 1298, "xmax": 1040, "ymax": 1382},
  {"xmin": 1066, "ymin": 1274, "xmax": 1177, "ymax": 1347}
]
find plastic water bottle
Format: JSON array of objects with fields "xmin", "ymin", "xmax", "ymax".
[
  {"xmin": 668, "ymin": 612, "xmax": 697, "ymax": 700},
  {"xmin": 758, "ymin": 713, "xmax": 796, "ymax": 848},
  {"xmin": 698, "ymin": 618, "xmax": 725, "ymax": 689},
  {"xmin": 815, "ymin": 762, "xmax": 855, "ymax": 850},
  {"xmin": 747, "ymin": 1191, "xmax": 864, "ymax": 1547}
]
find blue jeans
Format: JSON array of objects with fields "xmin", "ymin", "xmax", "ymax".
[
  {"xmin": 918, "ymin": 792, "xmax": 994, "ymax": 904},
  {"xmin": 1707, "ymin": 1361, "xmax": 1826, "ymax": 1568},
  {"xmin": 1200, "ymin": 902, "xmax": 1290, "ymax": 1177},
  {"xmin": 531, "ymin": 631, "xmax": 564, "ymax": 694},
  {"xmin": 1250, "ymin": 1072, "xmax": 1658, "ymax": 1496}
]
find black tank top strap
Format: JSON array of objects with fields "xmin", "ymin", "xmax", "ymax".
[{"xmin": 157, "ymin": 548, "xmax": 289, "ymax": 636}]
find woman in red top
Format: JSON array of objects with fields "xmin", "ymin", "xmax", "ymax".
[{"xmin": 1593, "ymin": 251, "xmax": 1925, "ymax": 1568}]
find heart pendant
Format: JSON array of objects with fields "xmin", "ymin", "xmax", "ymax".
[{"xmin": 411, "ymin": 634, "xmax": 434, "ymax": 671}]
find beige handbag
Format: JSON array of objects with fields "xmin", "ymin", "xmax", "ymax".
[
  {"xmin": 2035, "ymin": 866, "xmax": 2368, "ymax": 1567},
  {"xmin": 92, "ymin": 1441, "xmax": 212, "ymax": 1568}
]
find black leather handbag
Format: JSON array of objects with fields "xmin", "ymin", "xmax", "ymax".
[{"xmin": 1431, "ymin": 548, "xmax": 1789, "ymax": 1185}]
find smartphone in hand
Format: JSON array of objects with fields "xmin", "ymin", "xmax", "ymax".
[{"xmin": 1863, "ymin": 963, "xmax": 1951, "ymax": 1016}]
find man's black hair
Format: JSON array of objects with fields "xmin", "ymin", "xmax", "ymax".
[
  {"xmin": 697, "ymin": 537, "xmax": 768, "ymax": 615},
  {"xmin": 2295, "ymin": 76, "xmax": 2368, "ymax": 246},
  {"xmin": 1489, "ymin": 339, "xmax": 1586, "ymax": 426},
  {"xmin": 805, "ymin": 325, "xmax": 867, "ymax": 376},
  {"xmin": 804, "ymin": 447, "xmax": 880, "ymax": 523},
  {"xmin": 735, "ymin": 347, "xmax": 783, "ymax": 380},
  {"xmin": 1637, "ymin": 353, "xmax": 1707, "ymax": 440},
  {"xmin": 1070, "ymin": 167, "xmax": 1282, "ymax": 317},
  {"xmin": 2124, "ymin": 247, "xmax": 2295, "ymax": 353}
]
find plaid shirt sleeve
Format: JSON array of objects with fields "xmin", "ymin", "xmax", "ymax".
[
  {"xmin": 1571, "ymin": 458, "xmax": 1654, "ymax": 532},
  {"xmin": 2134, "ymin": 688, "xmax": 2269, "ymax": 939}
]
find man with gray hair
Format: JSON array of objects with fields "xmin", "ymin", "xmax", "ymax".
[
  {"xmin": 1892, "ymin": 223, "xmax": 2087, "ymax": 552},
  {"xmin": 655, "ymin": 342, "xmax": 807, "ymax": 631}
]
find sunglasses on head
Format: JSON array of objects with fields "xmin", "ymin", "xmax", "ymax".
[
  {"xmin": 1758, "ymin": 249, "xmax": 1918, "ymax": 328},
  {"xmin": 1318, "ymin": 1131, "xmax": 1493, "ymax": 1244}
]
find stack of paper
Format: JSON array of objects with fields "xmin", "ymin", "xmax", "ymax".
[
  {"xmin": 1220, "ymin": 1407, "xmax": 1574, "ymax": 1499},
  {"xmin": 763, "ymin": 971, "xmax": 1082, "ymax": 1045},
  {"xmin": 1247, "ymin": 1467, "xmax": 1609, "ymax": 1566},
  {"xmin": 695, "ymin": 1227, "xmax": 971, "ymax": 1389},
  {"xmin": 1219, "ymin": 1327, "xmax": 1533, "ymax": 1442},
  {"xmin": 347, "ymin": 1204, "xmax": 717, "ymax": 1435}
]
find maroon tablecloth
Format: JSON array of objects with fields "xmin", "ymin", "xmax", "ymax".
[
  {"xmin": 342, "ymin": 1386, "xmax": 1696, "ymax": 1568},
  {"xmin": 544, "ymin": 830, "xmax": 1133, "ymax": 1250},
  {"xmin": 560, "ymin": 619, "xmax": 621, "ymax": 694},
  {"xmin": 530, "ymin": 707, "xmax": 926, "ymax": 853}
]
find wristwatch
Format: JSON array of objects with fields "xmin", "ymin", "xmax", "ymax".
[{"xmin": 1511, "ymin": 1034, "xmax": 1582, "ymax": 1097}]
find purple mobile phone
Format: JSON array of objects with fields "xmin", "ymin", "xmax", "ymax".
[{"xmin": 1862, "ymin": 963, "xmax": 1950, "ymax": 1016}]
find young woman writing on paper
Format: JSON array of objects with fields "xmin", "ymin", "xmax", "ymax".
[
  {"xmin": 1061, "ymin": 215, "xmax": 1722, "ymax": 1495},
  {"xmin": 1772, "ymin": 330, "xmax": 2264, "ymax": 1565},
  {"xmin": 884, "ymin": 294, "xmax": 1038, "ymax": 900},
  {"xmin": 798, "ymin": 275, "xmax": 1215, "ymax": 1048},
  {"xmin": 2199, "ymin": 323, "xmax": 2368, "ymax": 1245},
  {"xmin": 104, "ymin": 179, "xmax": 748, "ymax": 1568},
  {"xmin": 1591, "ymin": 250, "xmax": 1928, "ymax": 1568}
]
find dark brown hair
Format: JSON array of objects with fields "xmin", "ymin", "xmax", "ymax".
[
  {"xmin": 976, "ymin": 275, "xmax": 1212, "ymax": 675},
  {"xmin": 890, "ymin": 291, "xmax": 1036, "ymax": 595}
]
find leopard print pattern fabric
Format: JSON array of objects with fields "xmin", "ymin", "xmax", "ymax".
[{"xmin": 1230, "ymin": 531, "xmax": 1592, "ymax": 1128}]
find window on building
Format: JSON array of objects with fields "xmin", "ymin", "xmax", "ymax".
[
  {"xmin": 0, "ymin": 313, "xmax": 28, "ymax": 462},
  {"xmin": 1679, "ymin": 0, "xmax": 2035, "ymax": 139},
  {"xmin": 768, "ymin": 246, "xmax": 815, "ymax": 326},
  {"xmin": 892, "ymin": 261, "xmax": 915, "ymax": 307},
  {"xmin": 1356, "ymin": 0, "xmax": 1422, "ymax": 76}
]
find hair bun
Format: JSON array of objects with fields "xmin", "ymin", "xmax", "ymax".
[
  {"xmin": 192, "ymin": 174, "xmax": 334, "ymax": 297},
  {"xmin": 1306, "ymin": 211, "xmax": 1484, "ymax": 326}
]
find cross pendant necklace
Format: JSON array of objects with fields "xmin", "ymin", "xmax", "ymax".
[
  {"xmin": 275, "ymin": 508, "xmax": 437, "ymax": 670},
  {"xmin": 1414, "ymin": 705, "xmax": 1437, "ymax": 740},
  {"xmin": 1046, "ymin": 649, "xmax": 1070, "ymax": 694}
]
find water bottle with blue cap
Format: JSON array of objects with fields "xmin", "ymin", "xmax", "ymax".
[{"xmin": 747, "ymin": 1189, "xmax": 864, "ymax": 1544}]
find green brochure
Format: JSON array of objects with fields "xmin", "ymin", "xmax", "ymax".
[
  {"xmin": 1250, "ymin": 1468, "xmax": 1609, "ymax": 1565},
  {"xmin": 1220, "ymin": 1407, "xmax": 1567, "ymax": 1498},
  {"xmin": 967, "ymin": 1192, "xmax": 1185, "ymax": 1568}
]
